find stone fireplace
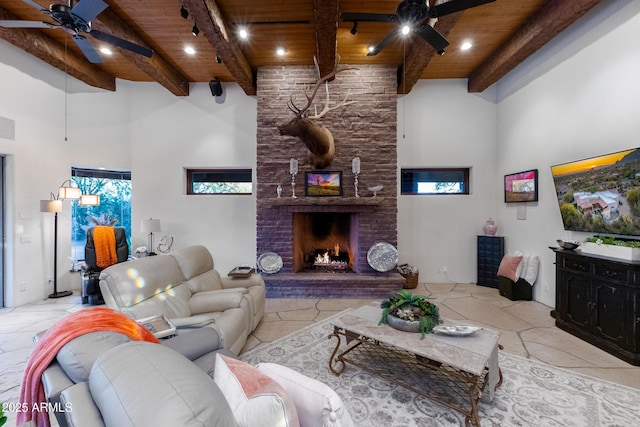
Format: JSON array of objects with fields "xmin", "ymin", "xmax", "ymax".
[
  {"xmin": 292, "ymin": 212, "xmax": 356, "ymax": 273},
  {"xmin": 256, "ymin": 64, "xmax": 404, "ymax": 297}
]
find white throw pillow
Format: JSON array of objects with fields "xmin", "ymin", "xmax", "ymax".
[
  {"xmin": 214, "ymin": 354, "xmax": 300, "ymax": 427},
  {"xmin": 256, "ymin": 362, "xmax": 354, "ymax": 427}
]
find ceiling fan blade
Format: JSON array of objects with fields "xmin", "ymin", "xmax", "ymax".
[
  {"xmin": 429, "ymin": 0, "xmax": 496, "ymax": 18},
  {"xmin": 71, "ymin": 0, "xmax": 108, "ymax": 23},
  {"xmin": 20, "ymin": 0, "xmax": 47, "ymax": 12},
  {"xmin": 90, "ymin": 29, "xmax": 153, "ymax": 58},
  {"xmin": 366, "ymin": 30, "xmax": 399, "ymax": 56},
  {"xmin": 0, "ymin": 20, "xmax": 57, "ymax": 28},
  {"xmin": 341, "ymin": 12, "xmax": 397, "ymax": 23},
  {"xmin": 72, "ymin": 34, "xmax": 103, "ymax": 63},
  {"xmin": 415, "ymin": 24, "xmax": 449, "ymax": 54}
]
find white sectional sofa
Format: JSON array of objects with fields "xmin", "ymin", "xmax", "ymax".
[{"xmin": 99, "ymin": 245, "xmax": 265, "ymax": 354}]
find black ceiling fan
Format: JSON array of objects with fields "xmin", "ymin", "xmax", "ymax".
[
  {"xmin": 0, "ymin": 0, "xmax": 153, "ymax": 63},
  {"xmin": 341, "ymin": 0, "xmax": 496, "ymax": 56}
]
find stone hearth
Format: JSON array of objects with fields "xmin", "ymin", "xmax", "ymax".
[{"xmin": 256, "ymin": 65, "xmax": 403, "ymax": 297}]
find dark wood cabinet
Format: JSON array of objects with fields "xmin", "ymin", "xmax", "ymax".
[
  {"xmin": 477, "ymin": 236, "xmax": 504, "ymax": 288},
  {"xmin": 553, "ymin": 249, "xmax": 640, "ymax": 365}
]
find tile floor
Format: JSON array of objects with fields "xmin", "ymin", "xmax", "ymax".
[{"xmin": 1, "ymin": 282, "xmax": 639, "ymax": 426}]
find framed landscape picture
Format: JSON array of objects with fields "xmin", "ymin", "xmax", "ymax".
[
  {"xmin": 504, "ymin": 169, "xmax": 538, "ymax": 203},
  {"xmin": 305, "ymin": 171, "xmax": 342, "ymax": 197}
]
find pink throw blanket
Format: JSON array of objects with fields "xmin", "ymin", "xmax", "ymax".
[{"xmin": 17, "ymin": 307, "xmax": 159, "ymax": 427}]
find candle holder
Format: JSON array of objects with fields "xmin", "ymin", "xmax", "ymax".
[
  {"xmin": 290, "ymin": 173, "xmax": 298, "ymax": 198},
  {"xmin": 354, "ymin": 172, "xmax": 360, "ymax": 197},
  {"xmin": 352, "ymin": 157, "xmax": 361, "ymax": 198},
  {"xmin": 290, "ymin": 158, "xmax": 298, "ymax": 198}
]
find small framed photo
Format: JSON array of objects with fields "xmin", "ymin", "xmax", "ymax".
[
  {"xmin": 504, "ymin": 169, "xmax": 538, "ymax": 203},
  {"xmin": 305, "ymin": 171, "xmax": 342, "ymax": 197}
]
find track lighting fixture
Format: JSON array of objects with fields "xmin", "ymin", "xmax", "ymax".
[
  {"xmin": 192, "ymin": 24, "xmax": 199, "ymax": 36},
  {"xmin": 350, "ymin": 21, "xmax": 358, "ymax": 36},
  {"xmin": 437, "ymin": 50, "xmax": 445, "ymax": 56},
  {"xmin": 180, "ymin": 6, "xmax": 188, "ymax": 19},
  {"xmin": 215, "ymin": 55, "xmax": 222, "ymax": 64}
]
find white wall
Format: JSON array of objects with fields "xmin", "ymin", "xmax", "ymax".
[
  {"xmin": 495, "ymin": 1, "xmax": 640, "ymax": 306},
  {"xmin": 0, "ymin": 40, "xmax": 131, "ymax": 307},
  {"xmin": 397, "ymin": 80, "xmax": 498, "ymax": 284},
  {"xmin": 127, "ymin": 81, "xmax": 257, "ymax": 274}
]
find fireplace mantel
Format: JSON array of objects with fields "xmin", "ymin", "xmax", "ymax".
[{"xmin": 263, "ymin": 197, "xmax": 385, "ymax": 207}]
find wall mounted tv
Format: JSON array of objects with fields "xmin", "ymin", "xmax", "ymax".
[
  {"xmin": 504, "ymin": 169, "xmax": 538, "ymax": 203},
  {"xmin": 550, "ymin": 147, "xmax": 640, "ymax": 237}
]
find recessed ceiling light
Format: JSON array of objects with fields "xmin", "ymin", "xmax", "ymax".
[
  {"xmin": 401, "ymin": 25, "xmax": 411, "ymax": 35},
  {"xmin": 99, "ymin": 47, "xmax": 112, "ymax": 55},
  {"xmin": 460, "ymin": 41, "xmax": 473, "ymax": 51},
  {"xmin": 238, "ymin": 28, "xmax": 248, "ymax": 39},
  {"xmin": 184, "ymin": 46, "xmax": 196, "ymax": 55},
  {"xmin": 367, "ymin": 45, "xmax": 375, "ymax": 53},
  {"xmin": 276, "ymin": 47, "xmax": 285, "ymax": 56}
]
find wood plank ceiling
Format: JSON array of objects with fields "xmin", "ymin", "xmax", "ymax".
[{"xmin": 0, "ymin": 0, "xmax": 608, "ymax": 97}]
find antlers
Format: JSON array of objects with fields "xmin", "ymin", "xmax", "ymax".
[{"xmin": 287, "ymin": 56, "xmax": 357, "ymax": 118}]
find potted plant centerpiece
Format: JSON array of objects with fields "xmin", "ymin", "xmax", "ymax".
[{"xmin": 379, "ymin": 289, "xmax": 442, "ymax": 339}]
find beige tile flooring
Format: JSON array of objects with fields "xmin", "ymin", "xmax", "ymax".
[{"xmin": 1, "ymin": 282, "xmax": 639, "ymax": 426}]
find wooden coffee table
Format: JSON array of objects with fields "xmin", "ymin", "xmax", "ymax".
[{"xmin": 328, "ymin": 306, "xmax": 502, "ymax": 427}]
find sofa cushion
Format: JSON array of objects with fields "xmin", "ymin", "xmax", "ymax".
[
  {"xmin": 89, "ymin": 341, "xmax": 237, "ymax": 427},
  {"xmin": 99, "ymin": 255, "xmax": 192, "ymax": 319},
  {"xmin": 172, "ymin": 245, "xmax": 225, "ymax": 292},
  {"xmin": 59, "ymin": 382, "xmax": 104, "ymax": 427},
  {"xmin": 256, "ymin": 363, "xmax": 354, "ymax": 427},
  {"xmin": 214, "ymin": 354, "xmax": 299, "ymax": 427},
  {"xmin": 56, "ymin": 331, "xmax": 131, "ymax": 383}
]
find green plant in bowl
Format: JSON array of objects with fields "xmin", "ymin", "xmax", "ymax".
[{"xmin": 380, "ymin": 289, "xmax": 442, "ymax": 338}]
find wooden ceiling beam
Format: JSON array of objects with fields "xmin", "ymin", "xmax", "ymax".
[
  {"xmin": 0, "ymin": 5, "xmax": 115, "ymax": 91},
  {"xmin": 398, "ymin": 12, "xmax": 463, "ymax": 95},
  {"xmin": 93, "ymin": 8, "xmax": 190, "ymax": 97},
  {"xmin": 184, "ymin": 0, "xmax": 256, "ymax": 96},
  {"xmin": 313, "ymin": 0, "xmax": 338, "ymax": 77},
  {"xmin": 468, "ymin": 0, "xmax": 604, "ymax": 93}
]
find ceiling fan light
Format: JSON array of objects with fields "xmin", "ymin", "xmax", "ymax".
[
  {"xmin": 99, "ymin": 47, "xmax": 112, "ymax": 55},
  {"xmin": 184, "ymin": 46, "xmax": 196, "ymax": 55},
  {"xmin": 239, "ymin": 28, "xmax": 248, "ymax": 39},
  {"xmin": 460, "ymin": 41, "xmax": 472, "ymax": 51},
  {"xmin": 367, "ymin": 45, "xmax": 375, "ymax": 53},
  {"xmin": 401, "ymin": 24, "xmax": 411, "ymax": 35}
]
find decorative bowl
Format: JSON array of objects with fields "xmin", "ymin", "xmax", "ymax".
[
  {"xmin": 367, "ymin": 185, "xmax": 383, "ymax": 197},
  {"xmin": 557, "ymin": 240, "xmax": 580, "ymax": 250}
]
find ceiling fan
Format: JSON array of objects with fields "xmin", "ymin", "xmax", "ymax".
[
  {"xmin": 0, "ymin": 0, "xmax": 153, "ymax": 63},
  {"xmin": 341, "ymin": 0, "xmax": 496, "ymax": 56}
]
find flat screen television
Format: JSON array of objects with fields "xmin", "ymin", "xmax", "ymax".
[
  {"xmin": 550, "ymin": 147, "xmax": 640, "ymax": 237},
  {"xmin": 504, "ymin": 169, "xmax": 538, "ymax": 203}
]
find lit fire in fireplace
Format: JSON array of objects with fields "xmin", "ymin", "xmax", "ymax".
[{"xmin": 314, "ymin": 243, "xmax": 349, "ymax": 269}]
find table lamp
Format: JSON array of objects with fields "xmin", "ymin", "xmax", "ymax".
[{"xmin": 141, "ymin": 218, "xmax": 161, "ymax": 255}]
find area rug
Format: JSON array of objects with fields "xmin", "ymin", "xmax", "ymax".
[{"xmin": 241, "ymin": 312, "xmax": 640, "ymax": 427}]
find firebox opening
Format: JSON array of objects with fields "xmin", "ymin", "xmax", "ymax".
[{"xmin": 293, "ymin": 212, "xmax": 359, "ymax": 273}]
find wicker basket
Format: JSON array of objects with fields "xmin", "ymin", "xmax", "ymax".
[{"xmin": 397, "ymin": 264, "xmax": 419, "ymax": 289}]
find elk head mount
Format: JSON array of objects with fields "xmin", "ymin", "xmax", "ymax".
[{"xmin": 278, "ymin": 58, "xmax": 357, "ymax": 169}]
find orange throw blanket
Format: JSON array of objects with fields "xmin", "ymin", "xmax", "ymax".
[
  {"xmin": 17, "ymin": 307, "xmax": 159, "ymax": 427},
  {"xmin": 93, "ymin": 226, "xmax": 118, "ymax": 268}
]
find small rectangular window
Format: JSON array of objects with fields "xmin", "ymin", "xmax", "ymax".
[
  {"xmin": 401, "ymin": 168, "xmax": 470, "ymax": 195},
  {"xmin": 186, "ymin": 168, "xmax": 253, "ymax": 195}
]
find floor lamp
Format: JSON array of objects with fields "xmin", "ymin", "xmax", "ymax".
[{"xmin": 40, "ymin": 198, "xmax": 73, "ymax": 298}]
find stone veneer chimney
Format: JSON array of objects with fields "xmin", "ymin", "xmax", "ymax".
[{"xmin": 256, "ymin": 64, "xmax": 403, "ymax": 297}]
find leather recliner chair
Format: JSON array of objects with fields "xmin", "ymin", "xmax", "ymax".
[{"xmin": 82, "ymin": 226, "xmax": 128, "ymax": 305}]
